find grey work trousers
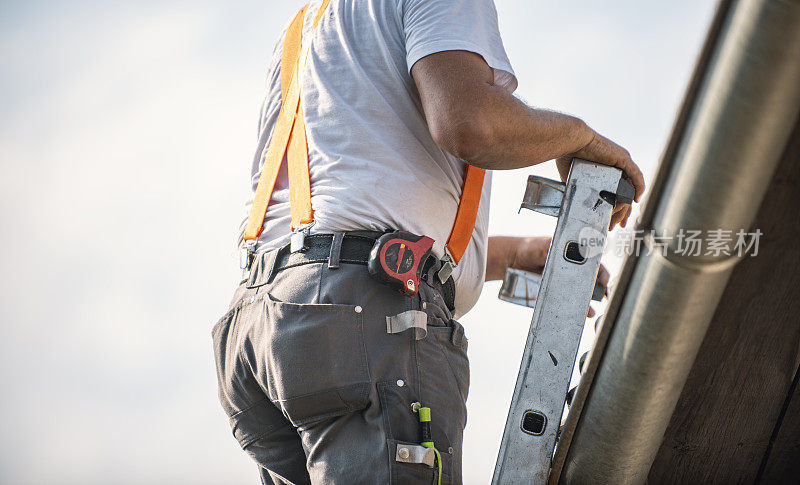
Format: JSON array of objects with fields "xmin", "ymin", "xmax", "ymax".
[{"xmin": 212, "ymin": 244, "xmax": 470, "ymax": 484}]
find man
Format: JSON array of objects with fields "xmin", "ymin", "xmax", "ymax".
[{"xmin": 212, "ymin": 0, "xmax": 645, "ymax": 483}]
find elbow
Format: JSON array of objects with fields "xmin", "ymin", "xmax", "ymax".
[{"xmin": 429, "ymin": 116, "xmax": 495, "ymax": 165}]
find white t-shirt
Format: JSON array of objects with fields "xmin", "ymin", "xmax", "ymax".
[{"xmin": 242, "ymin": 0, "xmax": 517, "ymax": 318}]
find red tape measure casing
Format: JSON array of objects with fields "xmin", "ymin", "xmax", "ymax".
[{"xmin": 368, "ymin": 231, "xmax": 435, "ymax": 297}]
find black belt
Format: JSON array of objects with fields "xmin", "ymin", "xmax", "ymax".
[
  {"xmin": 267, "ymin": 231, "xmax": 456, "ymax": 312},
  {"xmin": 272, "ymin": 232, "xmax": 380, "ymax": 271}
]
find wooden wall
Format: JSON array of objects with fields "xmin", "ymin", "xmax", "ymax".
[{"xmin": 647, "ymin": 117, "xmax": 800, "ymax": 484}]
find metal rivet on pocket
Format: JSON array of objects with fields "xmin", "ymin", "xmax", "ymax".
[
  {"xmin": 398, "ymin": 447, "xmax": 410, "ymax": 459},
  {"xmin": 448, "ymin": 447, "xmax": 454, "ymax": 454},
  {"xmin": 354, "ymin": 305, "xmax": 362, "ymax": 313},
  {"xmin": 396, "ymin": 379, "xmax": 405, "ymax": 387}
]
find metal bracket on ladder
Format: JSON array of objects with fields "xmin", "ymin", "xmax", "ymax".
[{"xmin": 493, "ymin": 159, "xmax": 634, "ymax": 484}]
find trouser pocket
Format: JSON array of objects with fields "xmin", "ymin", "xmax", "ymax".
[
  {"xmin": 263, "ymin": 295, "xmax": 371, "ymax": 427},
  {"xmin": 412, "ymin": 319, "xmax": 469, "ymax": 484},
  {"xmin": 378, "ymin": 381, "xmax": 453, "ymax": 484}
]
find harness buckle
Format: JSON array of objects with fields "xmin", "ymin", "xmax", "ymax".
[
  {"xmin": 290, "ymin": 222, "xmax": 314, "ymax": 253},
  {"xmin": 240, "ymin": 239, "xmax": 257, "ymax": 270},
  {"xmin": 436, "ymin": 247, "xmax": 456, "ymax": 284},
  {"xmin": 437, "ymin": 261, "xmax": 453, "ymax": 284}
]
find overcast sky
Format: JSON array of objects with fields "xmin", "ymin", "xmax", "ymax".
[{"xmin": 0, "ymin": 0, "xmax": 716, "ymax": 483}]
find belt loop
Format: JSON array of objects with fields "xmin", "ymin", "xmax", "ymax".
[
  {"xmin": 328, "ymin": 232, "xmax": 345, "ymax": 269},
  {"xmin": 264, "ymin": 246, "xmax": 280, "ymax": 284},
  {"xmin": 246, "ymin": 254, "xmax": 261, "ymax": 287},
  {"xmin": 425, "ymin": 258, "xmax": 442, "ymax": 283},
  {"xmin": 247, "ymin": 248, "xmax": 280, "ymax": 287}
]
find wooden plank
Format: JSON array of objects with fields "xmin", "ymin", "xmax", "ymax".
[
  {"xmin": 758, "ymin": 366, "xmax": 800, "ymax": 482},
  {"xmin": 647, "ymin": 118, "xmax": 800, "ymax": 484}
]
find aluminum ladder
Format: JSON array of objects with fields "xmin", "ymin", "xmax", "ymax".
[{"xmin": 493, "ymin": 158, "xmax": 634, "ymax": 484}]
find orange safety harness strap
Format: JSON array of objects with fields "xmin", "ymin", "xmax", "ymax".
[
  {"xmin": 445, "ymin": 165, "xmax": 485, "ymax": 263},
  {"xmin": 243, "ymin": 0, "xmax": 485, "ymax": 265},
  {"xmin": 243, "ymin": 2, "xmax": 328, "ymax": 241}
]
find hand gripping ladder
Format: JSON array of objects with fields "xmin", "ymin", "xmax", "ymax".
[{"xmin": 492, "ymin": 159, "xmax": 634, "ymax": 484}]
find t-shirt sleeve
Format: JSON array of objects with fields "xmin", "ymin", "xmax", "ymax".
[{"xmin": 400, "ymin": 0, "xmax": 517, "ymax": 93}]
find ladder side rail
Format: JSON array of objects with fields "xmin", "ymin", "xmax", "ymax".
[{"xmin": 492, "ymin": 160, "xmax": 622, "ymax": 484}]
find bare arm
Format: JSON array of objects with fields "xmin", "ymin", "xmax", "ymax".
[
  {"xmin": 411, "ymin": 50, "xmax": 645, "ymax": 204},
  {"xmin": 486, "ymin": 235, "xmax": 610, "ymax": 316},
  {"xmin": 412, "ymin": 51, "xmax": 591, "ymax": 169},
  {"xmin": 485, "ymin": 236, "xmax": 549, "ymax": 281}
]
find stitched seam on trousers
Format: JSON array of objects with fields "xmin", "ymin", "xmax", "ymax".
[
  {"xmin": 377, "ymin": 382, "xmax": 394, "ymax": 439},
  {"xmin": 412, "ymin": 337, "xmax": 422, "ymax": 402},
  {"xmin": 236, "ymin": 295, "xmax": 274, "ymax": 404},
  {"xmin": 229, "ymin": 397, "xmax": 271, "ymax": 419},
  {"xmin": 385, "ymin": 439, "xmax": 394, "ymax": 485},
  {"xmin": 342, "ymin": 379, "xmax": 370, "ymax": 408},
  {"xmin": 276, "ymin": 381, "xmax": 369, "ymax": 402},
  {"xmin": 290, "ymin": 392, "xmax": 370, "ymax": 428},
  {"xmin": 433, "ymin": 332, "xmax": 467, "ymax": 404},
  {"xmin": 276, "ymin": 259, "xmax": 368, "ymax": 274},
  {"xmin": 356, "ymin": 311, "xmax": 372, "ymax": 383},
  {"xmin": 401, "ymin": 296, "xmax": 421, "ymax": 399},
  {"xmin": 237, "ymin": 424, "xmax": 283, "ymax": 449},
  {"xmin": 314, "ymin": 262, "xmax": 323, "ymax": 303},
  {"xmin": 280, "ymin": 259, "xmax": 328, "ymax": 272},
  {"xmin": 221, "ymin": 289, "xmax": 266, "ymax": 327}
]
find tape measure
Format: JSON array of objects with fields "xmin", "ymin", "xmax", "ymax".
[{"xmin": 368, "ymin": 231, "xmax": 434, "ymax": 297}]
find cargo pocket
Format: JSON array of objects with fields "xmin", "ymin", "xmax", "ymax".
[
  {"xmin": 412, "ymin": 317, "xmax": 470, "ymax": 453},
  {"xmin": 378, "ymin": 381, "xmax": 453, "ymax": 484},
  {"xmin": 428, "ymin": 320, "xmax": 470, "ymax": 404},
  {"xmin": 263, "ymin": 295, "xmax": 370, "ymax": 427}
]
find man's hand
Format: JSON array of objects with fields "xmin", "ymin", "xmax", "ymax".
[
  {"xmin": 556, "ymin": 132, "xmax": 645, "ymax": 229},
  {"xmin": 486, "ymin": 236, "xmax": 610, "ymax": 316}
]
